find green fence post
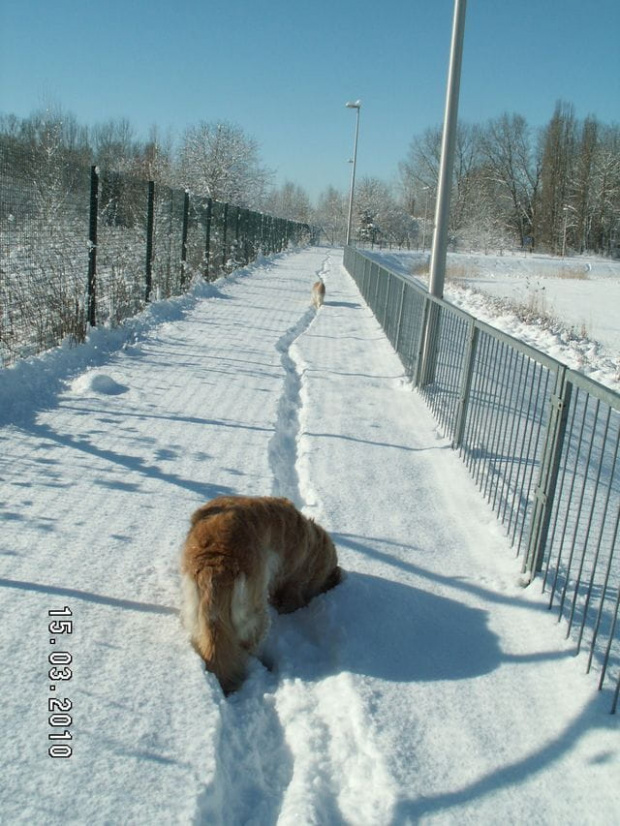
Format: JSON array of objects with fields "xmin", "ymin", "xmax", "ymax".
[
  {"xmin": 180, "ymin": 189, "xmax": 190, "ymax": 289},
  {"xmin": 145, "ymin": 180, "xmax": 155, "ymax": 302},
  {"xmin": 204, "ymin": 198, "xmax": 213, "ymax": 279},
  {"xmin": 222, "ymin": 203, "xmax": 229, "ymax": 271},
  {"xmin": 87, "ymin": 165, "xmax": 99, "ymax": 327}
]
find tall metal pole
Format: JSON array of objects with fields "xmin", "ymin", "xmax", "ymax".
[
  {"xmin": 428, "ymin": 0, "xmax": 467, "ymax": 299},
  {"xmin": 345, "ymin": 101, "xmax": 361, "ymax": 246}
]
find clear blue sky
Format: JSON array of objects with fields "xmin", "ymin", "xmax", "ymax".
[{"xmin": 1, "ymin": 0, "xmax": 619, "ymax": 202}]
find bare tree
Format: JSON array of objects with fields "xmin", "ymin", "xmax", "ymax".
[
  {"xmin": 354, "ymin": 177, "xmax": 416, "ymax": 247},
  {"xmin": 479, "ymin": 113, "xmax": 541, "ymax": 247},
  {"xmin": 315, "ymin": 186, "xmax": 347, "ymax": 245},
  {"xmin": 399, "ymin": 122, "xmax": 482, "ymax": 235},
  {"xmin": 538, "ymin": 101, "xmax": 577, "ymax": 253},
  {"xmin": 591, "ymin": 125, "xmax": 620, "ymax": 255},
  {"xmin": 177, "ymin": 121, "xmax": 272, "ymax": 207},
  {"xmin": 91, "ymin": 118, "xmax": 137, "ymax": 173},
  {"xmin": 262, "ymin": 181, "xmax": 312, "ymax": 223}
]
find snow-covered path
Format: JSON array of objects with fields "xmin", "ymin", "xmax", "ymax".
[{"xmin": 0, "ymin": 247, "xmax": 618, "ymax": 825}]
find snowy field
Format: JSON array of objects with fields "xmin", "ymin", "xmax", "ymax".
[
  {"xmin": 0, "ymin": 247, "xmax": 618, "ymax": 824},
  {"xmin": 368, "ymin": 248, "xmax": 620, "ymax": 392}
]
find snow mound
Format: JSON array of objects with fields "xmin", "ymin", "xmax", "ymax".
[{"xmin": 70, "ymin": 373, "xmax": 130, "ymax": 396}]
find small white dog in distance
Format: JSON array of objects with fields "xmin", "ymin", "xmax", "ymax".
[
  {"xmin": 311, "ymin": 279, "xmax": 326, "ymax": 309},
  {"xmin": 181, "ymin": 495, "xmax": 342, "ymax": 694}
]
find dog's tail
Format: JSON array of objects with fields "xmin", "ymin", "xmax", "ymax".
[{"xmin": 181, "ymin": 569, "xmax": 248, "ymax": 694}]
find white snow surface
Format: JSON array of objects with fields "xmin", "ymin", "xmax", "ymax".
[
  {"xmin": 0, "ymin": 247, "xmax": 618, "ymax": 825},
  {"xmin": 368, "ymin": 249, "xmax": 620, "ymax": 392}
]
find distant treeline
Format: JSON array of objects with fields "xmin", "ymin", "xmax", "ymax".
[
  {"xmin": 400, "ymin": 101, "xmax": 620, "ymax": 256},
  {"xmin": 1, "ymin": 100, "xmax": 619, "ymax": 254}
]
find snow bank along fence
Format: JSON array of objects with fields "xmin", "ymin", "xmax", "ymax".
[
  {"xmin": 344, "ymin": 245, "xmax": 620, "ymax": 712},
  {"xmin": 0, "ymin": 148, "xmax": 315, "ymax": 367}
]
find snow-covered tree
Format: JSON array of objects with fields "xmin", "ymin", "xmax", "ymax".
[
  {"xmin": 177, "ymin": 121, "xmax": 272, "ymax": 207},
  {"xmin": 315, "ymin": 186, "xmax": 348, "ymax": 245},
  {"xmin": 262, "ymin": 181, "xmax": 312, "ymax": 223}
]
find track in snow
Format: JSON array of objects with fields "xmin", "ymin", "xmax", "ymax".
[{"xmin": 268, "ymin": 251, "xmax": 332, "ymax": 508}]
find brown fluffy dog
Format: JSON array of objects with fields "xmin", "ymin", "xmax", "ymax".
[
  {"xmin": 181, "ymin": 495, "xmax": 341, "ymax": 693},
  {"xmin": 311, "ymin": 279, "xmax": 326, "ymax": 309}
]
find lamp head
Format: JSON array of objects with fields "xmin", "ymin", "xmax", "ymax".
[{"xmin": 345, "ymin": 100, "xmax": 361, "ymax": 109}]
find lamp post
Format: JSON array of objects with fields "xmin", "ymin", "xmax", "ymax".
[
  {"xmin": 345, "ymin": 100, "xmax": 361, "ymax": 246},
  {"xmin": 421, "ymin": 0, "xmax": 467, "ymax": 388},
  {"xmin": 428, "ymin": 0, "xmax": 467, "ymax": 299}
]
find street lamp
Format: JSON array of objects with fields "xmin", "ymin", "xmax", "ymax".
[
  {"xmin": 345, "ymin": 100, "xmax": 361, "ymax": 246},
  {"xmin": 429, "ymin": 0, "xmax": 467, "ymax": 300}
]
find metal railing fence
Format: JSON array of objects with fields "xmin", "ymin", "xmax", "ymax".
[
  {"xmin": 1, "ymin": 144, "xmax": 314, "ymax": 367},
  {"xmin": 344, "ymin": 245, "xmax": 620, "ymax": 712}
]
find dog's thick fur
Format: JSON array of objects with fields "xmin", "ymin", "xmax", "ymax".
[
  {"xmin": 311, "ymin": 279, "xmax": 326, "ymax": 308},
  {"xmin": 181, "ymin": 495, "xmax": 341, "ymax": 693}
]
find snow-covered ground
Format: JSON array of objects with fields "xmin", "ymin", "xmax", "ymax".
[
  {"xmin": 368, "ymin": 248, "xmax": 620, "ymax": 392},
  {"xmin": 0, "ymin": 247, "xmax": 618, "ymax": 825}
]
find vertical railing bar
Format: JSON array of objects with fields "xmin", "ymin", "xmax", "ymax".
[
  {"xmin": 589, "ymin": 502, "xmax": 620, "ymax": 674},
  {"xmin": 402, "ymin": 291, "xmax": 419, "ymax": 379},
  {"xmin": 449, "ymin": 319, "xmax": 468, "ymax": 438},
  {"xmin": 503, "ymin": 356, "xmax": 527, "ymax": 535},
  {"xmin": 547, "ymin": 386, "xmax": 584, "ymax": 604},
  {"xmin": 483, "ymin": 340, "xmax": 512, "ymax": 504},
  {"xmin": 500, "ymin": 352, "xmax": 529, "ymax": 525},
  {"xmin": 448, "ymin": 319, "xmax": 463, "ymax": 430},
  {"xmin": 542, "ymin": 389, "xmax": 578, "ymax": 591},
  {"xmin": 410, "ymin": 293, "xmax": 425, "ymax": 382},
  {"xmin": 558, "ymin": 396, "xmax": 600, "ymax": 621},
  {"xmin": 393, "ymin": 281, "xmax": 407, "ymax": 356},
  {"xmin": 493, "ymin": 348, "xmax": 523, "ymax": 516},
  {"xmin": 474, "ymin": 335, "xmax": 501, "ymax": 490},
  {"xmin": 414, "ymin": 298, "xmax": 432, "ymax": 389},
  {"xmin": 587, "ymin": 496, "xmax": 620, "ymax": 671},
  {"xmin": 482, "ymin": 339, "xmax": 507, "ymax": 502},
  {"xmin": 453, "ymin": 319, "xmax": 477, "ymax": 451},
  {"xmin": 467, "ymin": 335, "xmax": 489, "ymax": 482},
  {"xmin": 382, "ymin": 272, "xmax": 391, "ymax": 330},
  {"xmin": 515, "ymin": 366, "xmax": 551, "ymax": 556},
  {"xmin": 465, "ymin": 332, "xmax": 491, "ymax": 478},
  {"xmin": 508, "ymin": 358, "xmax": 540, "ymax": 547},
  {"xmin": 567, "ymin": 403, "xmax": 609, "ymax": 638},
  {"xmin": 611, "ymin": 670, "xmax": 619, "ymax": 715},
  {"xmin": 577, "ymin": 417, "xmax": 619, "ymax": 656},
  {"xmin": 431, "ymin": 309, "xmax": 450, "ymax": 427},
  {"xmin": 371, "ymin": 263, "xmax": 380, "ymax": 311},
  {"xmin": 598, "ymin": 577, "xmax": 620, "ymax": 700},
  {"xmin": 479, "ymin": 335, "xmax": 505, "ymax": 491}
]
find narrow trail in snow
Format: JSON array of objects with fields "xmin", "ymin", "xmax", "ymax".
[
  {"xmin": 268, "ymin": 251, "xmax": 332, "ymax": 507},
  {"xmin": 196, "ymin": 251, "xmax": 340, "ymax": 826}
]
